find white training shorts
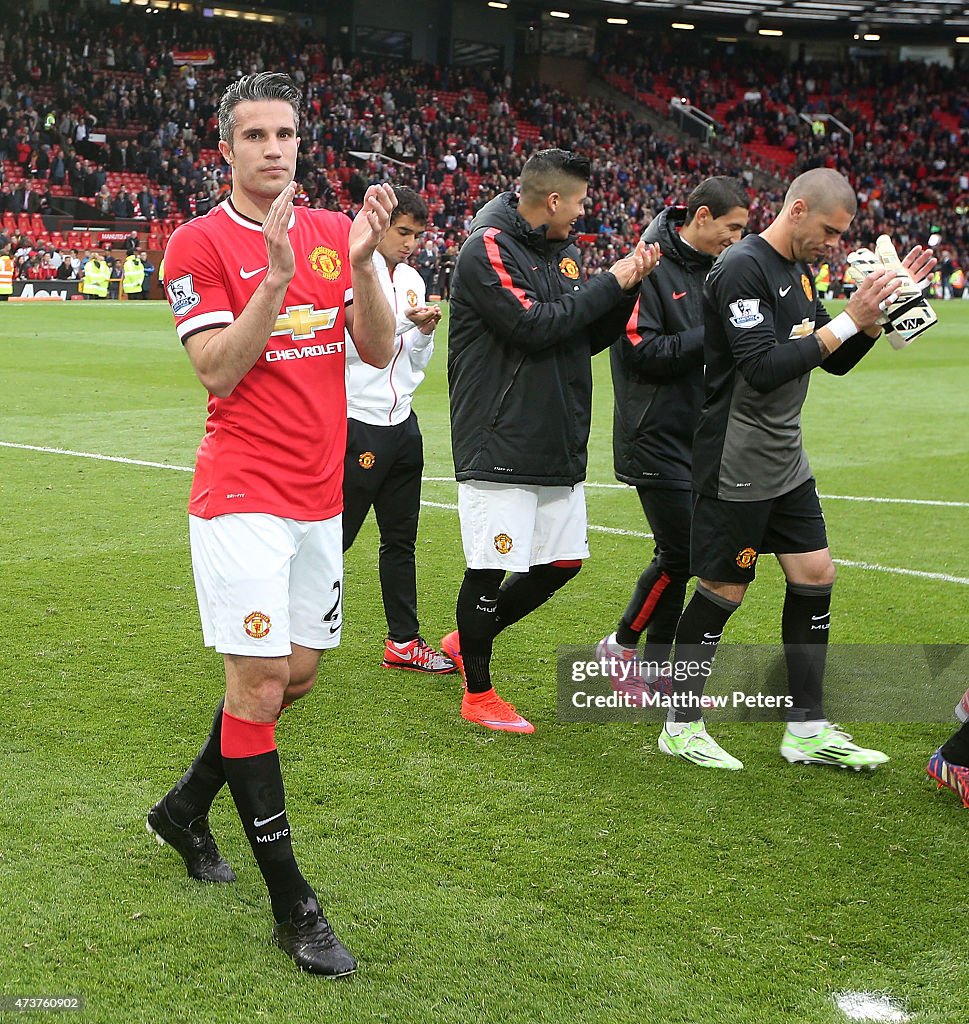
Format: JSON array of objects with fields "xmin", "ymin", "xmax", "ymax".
[
  {"xmin": 188, "ymin": 512, "xmax": 343, "ymax": 657},
  {"xmin": 457, "ymin": 481, "xmax": 589, "ymax": 573}
]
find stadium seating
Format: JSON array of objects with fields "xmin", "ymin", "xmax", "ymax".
[{"xmin": 1, "ymin": 8, "xmax": 966, "ymax": 288}]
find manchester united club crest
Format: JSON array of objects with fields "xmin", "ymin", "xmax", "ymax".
[
  {"xmin": 559, "ymin": 256, "xmax": 579, "ymax": 280},
  {"xmin": 735, "ymin": 547, "xmax": 758, "ymax": 570},
  {"xmin": 244, "ymin": 610, "xmax": 272, "ymax": 639},
  {"xmin": 358, "ymin": 451, "xmax": 376, "ymax": 469},
  {"xmin": 494, "ymin": 533, "xmax": 514, "ymax": 555},
  {"xmin": 309, "ymin": 246, "xmax": 342, "ymax": 281},
  {"xmin": 406, "ymin": 289, "xmax": 419, "ymax": 307},
  {"xmin": 801, "ymin": 273, "xmax": 813, "ymax": 301}
]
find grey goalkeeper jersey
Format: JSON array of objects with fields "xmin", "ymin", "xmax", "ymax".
[{"xmin": 694, "ymin": 234, "xmax": 875, "ymax": 501}]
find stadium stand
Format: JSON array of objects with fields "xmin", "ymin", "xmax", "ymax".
[{"xmin": 0, "ymin": 10, "xmax": 966, "ymax": 293}]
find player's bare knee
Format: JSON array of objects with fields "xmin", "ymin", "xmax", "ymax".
[
  {"xmin": 787, "ymin": 562, "xmax": 836, "ymax": 588},
  {"xmin": 225, "ymin": 675, "xmax": 286, "ymax": 724},
  {"xmin": 224, "ymin": 667, "xmax": 289, "ymax": 722},
  {"xmin": 285, "ymin": 646, "xmax": 322, "ymax": 702},
  {"xmin": 698, "ymin": 579, "xmax": 748, "ymax": 605},
  {"xmin": 283, "ymin": 672, "xmax": 317, "ymax": 704}
]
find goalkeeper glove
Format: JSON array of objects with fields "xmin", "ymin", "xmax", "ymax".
[
  {"xmin": 845, "ymin": 236, "xmax": 937, "ymax": 348},
  {"xmin": 873, "ymin": 235, "xmax": 937, "ymax": 348}
]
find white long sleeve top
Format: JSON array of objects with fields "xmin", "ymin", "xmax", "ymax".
[{"xmin": 345, "ymin": 250, "xmax": 436, "ymax": 426}]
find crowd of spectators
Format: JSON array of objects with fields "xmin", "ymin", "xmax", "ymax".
[
  {"xmin": 599, "ymin": 37, "xmax": 969, "ymax": 280},
  {"xmin": 0, "ymin": 229, "xmax": 156, "ymax": 297},
  {"xmin": 1, "ymin": 9, "xmax": 967, "ymax": 293}
]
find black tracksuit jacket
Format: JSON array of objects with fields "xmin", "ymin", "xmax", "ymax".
[
  {"xmin": 610, "ymin": 206, "xmax": 713, "ymax": 490},
  {"xmin": 448, "ymin": 192, "xmax": 637, "ymax": 486}
]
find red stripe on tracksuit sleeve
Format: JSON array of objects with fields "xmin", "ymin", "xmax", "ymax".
[
  {"xmin": 482, "ymin": 227, "xmax": 533, "ymax": 310},
  {"xmin": 630, "ymin": 571, "xmax": 671, "ymax": 632},
  {"xmin": 625, "ymin": 297, "xmax": 643, "ymax": 346}
]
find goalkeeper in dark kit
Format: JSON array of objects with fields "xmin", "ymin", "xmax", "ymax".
[{"xmin": 654, "ymin": 167, "xmax": 938, "ymax": 773}]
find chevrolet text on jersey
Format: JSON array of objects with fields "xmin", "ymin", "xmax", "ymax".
[{"xmin": 266, "ymin": 341, "xmax": 345, "ymax": 362}]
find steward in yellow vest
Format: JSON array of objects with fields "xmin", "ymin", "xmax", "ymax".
[
  {"xmin": 815, "ymin": 262, "xmax": 831, "ymax": 298},
  {"xmin": 123, "ymin": 254, "xmax": 146, "ymax": 299},
  {"xmin": 0, "ymin": 250, "xmax": 14, "ymax": 300},
  {"xmin": 84, "ymin": 254, "xmax": 110, "ymax": 299}
]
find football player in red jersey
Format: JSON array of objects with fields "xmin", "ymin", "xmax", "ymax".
[{"xmin": 148, "ymin": 72, "xmax": 395, "ymax": 977}]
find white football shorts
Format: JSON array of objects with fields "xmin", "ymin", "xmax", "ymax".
[
  {"xmin": 457, "ymin": 481, "xmax": 589, "ymax": 573},
  {"xmin": 189, "ymin": 512, "xmax": 343, "ymax": 657}
]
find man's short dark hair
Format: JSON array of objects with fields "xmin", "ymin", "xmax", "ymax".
[
  {"xmin": 392, "ymin": 186, "xmax": 428, "ymax": 225},
  {"xmin": 685, "ymin": 176, "xmax": 749, "ymax": 224},
  {"xmin": 218, "ymin": 72, "xmax": 302, "ymax": 145},
  {"xmin": 520, "ymin": 149, "xmax": 591, "ymax": 202},
  {"xmin": 783, "ymin": 167, "xmax": 857, "ymax": 217}
]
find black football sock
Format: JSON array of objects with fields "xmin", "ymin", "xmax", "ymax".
[
  {"xmin": 782, "ymin": 582, "xmax": 832, "ymax": 723},
  {"xmin": 494, "ymin": 561, "xmax": 581, "ymax": 633},
  {"xmin": 643, "ymin": 576, "xmax": 689, "ymax": 648},
  {"xmin": 941, "ymin": 721, "xmax": 969, "ymax": 767},
  {"xmin": 165, "ymin": 699, "xmax": 226, "ymax": 826},
  {"xmin": 642, "ymin": 640, "xmax": 674, "ymax": 673},
  {"xmin": 456, "ymin": 568, "xmax": 504, "ymax": 694},
  {"xmin": 668, "ymin": 584, "xmax": 741, "ymax": 724},
  {"xmin": 221, "ymin": 712, "xmax": 314, "ymax": 923}
]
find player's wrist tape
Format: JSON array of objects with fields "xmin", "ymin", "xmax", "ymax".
[{"xmin": 827, "ymin": 311, "xmax": 859, "ymax": 343}]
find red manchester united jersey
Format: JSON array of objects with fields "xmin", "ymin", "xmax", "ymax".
[{"xmin": 165, "ymin": 199, "xmax": 353, "ymax": 521}]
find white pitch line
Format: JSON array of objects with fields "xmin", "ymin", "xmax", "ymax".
[
  {"xmin": 0, "ymin": 440, "xmax": 194, "ymax": 473},
  {"xmin": 823, "ymin": 492, "xmax": 969, "ymax": 509},
  {"xmin": 835, "ymin": 990, "xmax": 911, "ymax": 1023},
  {"xmin": 10, "ymin": 457, "xmax": 968, "ymax": 508},
  {"xmin": 587, "ymin": 523, "xmax": 653, "ymax": 539},
  {"xmin": 4, "ymin": 440, "xmax": 965, "ymax": 584},
  {"xmin": 424, "ymin": 475, "xmax": 969, "ymax": 509},
  {"xmin": 833, "ymin": 558, "xmax": 969, "ymax": 586}
]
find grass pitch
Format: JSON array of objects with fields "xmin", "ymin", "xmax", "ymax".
[{"xmin": 1, "ymin": 300, "xmax": 968, "ymax": 1023}]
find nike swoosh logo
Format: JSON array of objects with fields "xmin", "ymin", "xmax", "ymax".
[
  {"xmin": 240, "ymin": 265, "xmax": 268, "ymax": 279},
  {"xmin": 703, "ymin": 632, "xmax": 722, "ymax": 640},
  {"xmin": 811, "ymin": 614, "xmax": 830, "ymax": 621},
  {"xmin": 253, "ymin": 810, "xmax": 286, "ymax": 828},
  {"xmin": 481, "ymin": 718, "xmax": 530, "ymax": 729},
  {"xmin": 390, "ymin": 648, "xmax": 413, "ymax": 661},
  {"xmin": 779, "ymin": 285, "xmax": 792, "ymax": 296},
  {"xmin": 672, "ymin": 291, "xmax": 687, "ymax": 300}
]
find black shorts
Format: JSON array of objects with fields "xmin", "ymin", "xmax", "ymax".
[
  {"xmin": 690, "ymin": 477, "xmax": 828, "ymax": 584},
  {"xmin": 637, "ymin": 486, "xmax": 692, "ymax": 579}
]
